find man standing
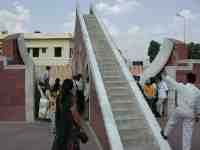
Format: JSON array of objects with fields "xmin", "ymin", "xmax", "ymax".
[
  {"xmin": 161, "ymin": 72, "xmax": 200, "ymax": 150},
  {"xmin": 156, "ymin": 76, "xmax": 168, "ymax": 117},
  {"xmin": 40, "ymin": 66, "xmax": 51, "ymax": 93}
]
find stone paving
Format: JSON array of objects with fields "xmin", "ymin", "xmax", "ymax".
[
  {"xmin": 1, "ymin": 120, "xmax": 199, "ymax": 150},
  {"xmin": 0, "ymin": 121, "xmax": 100, "ymax": 150},
  {"xmin": 159, "ymin": 118, "xmax": 200, "ymax": 150}
]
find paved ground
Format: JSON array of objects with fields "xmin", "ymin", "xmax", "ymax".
[
  {"xmin": 1, "ymin": 120, "xmax": 199, "ymax": 150},
  {"xmin": 0, "ymin": 121, "xmax": 100, "ymax": 150},
  {"xmin": 159, "ymin": 118, "xmax": 200, "ymax": 150}
]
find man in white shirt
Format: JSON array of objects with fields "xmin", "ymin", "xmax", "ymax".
[
  {"xmin": 156, "ymin": 76, "xmax": 169, "ymax": 117},
  {"xmin": 161, "ymin": 72, "xmax": 200, "ymax": 150},
  {"xmin": 38, "ymin": 66, "xmax": 51, "ymax": 95}
]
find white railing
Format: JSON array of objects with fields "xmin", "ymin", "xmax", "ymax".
[
  {"xmin": 18, "ymin": 34, "xmax": 35, "ymax": 122},
  {"xmin": 92, "ymin": 6, "xmax": 172, "ymax": 150},
  {"xmin": 77, "ymin": 8, "xmax": 124, "ymax": 150}
]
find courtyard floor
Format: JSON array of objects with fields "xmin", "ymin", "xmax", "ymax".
[{"xmin": 0, "ymin": 121, "xmax": 100, "ymax": 150}]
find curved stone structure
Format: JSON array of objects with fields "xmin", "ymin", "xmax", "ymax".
[{"xmin": 140, "ymin": 39, "xmax": 174, "ymax": 84}]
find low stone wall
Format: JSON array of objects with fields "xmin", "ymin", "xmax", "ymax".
[
  {"xmin": 90, "ymin": 80, "xmax": 111, "ymax": 150},
  {"xmin": 0, "ymin": 59, "xmax": 25, "ymax": 121}
]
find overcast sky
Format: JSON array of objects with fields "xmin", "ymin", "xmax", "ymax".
[{"xmin": 0, "ymin": 0, "xmax": 200, "ymax": 60}]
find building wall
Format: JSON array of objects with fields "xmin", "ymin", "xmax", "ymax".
[
  {"xmin": 90, "ymin": 80, "xmax": 111, "ymax": 150},
  {"xmin": 25, "ymin": 38, "xmax": 73, "ymax": 65},
  {"xmin": 0, "ymin": 61, "xmax": 25, "ymax": 121},
  {"xmin": 35, "ymin": 64, "xmax": 72, "ymax": 81}
]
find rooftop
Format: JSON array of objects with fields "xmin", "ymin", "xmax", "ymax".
[
  {"xmin": 0, "ymin": 32, "xmax": 73, "ymax": 40},
  {"xmin": 24, "ymin": 32, "xmax": 73, "ymax": 40}
]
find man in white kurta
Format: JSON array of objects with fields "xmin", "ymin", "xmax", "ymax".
[
  {"xmin": 156, "ymin": 77, "xmax": 169, "ymax": 117},
  {"xmin": 161, "ymin": 73, "xmax": 200, "ymax": 150}
]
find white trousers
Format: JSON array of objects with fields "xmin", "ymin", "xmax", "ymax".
[
  {"xmin": 49, "ymin": 112, "xmax": 55, "ymax": 132},
  {"xmin": 157, "ymin": 98, "xmax": 165, "ymax": 115},
  {"xmin": 164, "ymin": 108, "xmax": 194, "ymax": 150}
]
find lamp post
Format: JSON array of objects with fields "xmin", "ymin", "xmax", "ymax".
[{"xmin": 176, "ymin": 13, "xmax": 186, "ymax": 44}]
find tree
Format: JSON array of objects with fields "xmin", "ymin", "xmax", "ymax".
[
  {"xmin": 187, "ymin": 42, "xmax": 200, "ymax": 59},
  {"xmin": 148, "ymin": 40, "xmax": 161, "ymax": 62}
]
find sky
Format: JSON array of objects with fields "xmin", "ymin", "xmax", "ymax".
[{"xmin": 0, "ymin": 0, "xmax": 200, "ymax": 61}]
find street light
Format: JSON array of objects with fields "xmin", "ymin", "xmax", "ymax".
[{"xmin": 176, "ymin": 13, "xmax": 186, "ymax": 44}]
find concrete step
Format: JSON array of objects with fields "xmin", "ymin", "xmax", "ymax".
[
  {"xmin": 103, "ymin": 76, "xmax": 122, "ymax": 82},
  {"xmin": 98, "ymin": 59, "xmax": 118, "ymax": 65},
  {"xmin": 119, "ymin": 128, "xmax": 149, "ymax": 140},
  {"xmin": 96, "ymin": 52, "xmax": 114, "ymax": 57},
  {"xmin": 106, "ymin": 86, "xmax": 128, "ymax": 93},
  {"xmin": 112, "ymin": 108, "xmax": 134, "ymax": 116},
  {"xmin": 110, "ymin": 101, "xmax": 135, "ymax": 110},
  {"xmin": 102, "ymin": 70, "xmax": 121, "ymax": 76},
  {"xmin": 121, "ymin": 129, "xmax": 156, "ymax": 149},
  {"xmin": 99, "ymin": 61, "xmax": 119, "ymax": 67},
  {"xmin": 115, "ymin": 117, "xmax": 147, "ymax": 130},
  {"xmin": 115, "ymin": 113, "xmax": 144, "ymax": 121},
  {"xmin": 123, "ymin": 143, "xmax": 159, "ymax": 150},
  {"xmin": 108, "ymin": 94, "xmax": 134, "ymax": 101},
  {"xmin": 104, "ymin": 80, "xmax": 127, "ymax": 86},
  {"xmin": 97, "ymin": 57, "xmax": 116, "ymax": 62},
  {"xmin": 108, "ymin": 92, "xmax": 131, "ymax": 99}
]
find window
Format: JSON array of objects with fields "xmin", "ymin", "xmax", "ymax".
[
  {"xmin": 69, "ymin": 48, "xmax": 73, "ymax": 58},
  {"xmin": 42, "ymin": 48, "xmax": 46, "ymax": 53},
  {"xmin": 32, "ymin": 48, "xmax": 39, "ymax": 57},
  {"xmin": 54, "ymin": 47, "xmax": 62, "ymax": 57}
]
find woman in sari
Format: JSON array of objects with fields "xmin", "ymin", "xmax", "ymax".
[{"xmin": 52, "ymin": 79, "xmax": 81, "ymax": 150}]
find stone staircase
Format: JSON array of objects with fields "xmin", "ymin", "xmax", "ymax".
[{"xmin": 84, "ymin": 14, "xmax": 160, "ymax": 150}]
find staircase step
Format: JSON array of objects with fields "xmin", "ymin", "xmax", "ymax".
[
  {"xmin": 103, "ymin": 76, "xmax": 122, "ymax": 82},
  {"xmin": 110, "ymin": 101, "xmax": 135, "ymax": 110},
  {"xmin": 99, "ymin": 61, "xmax": 119, "ymax": 69},
  {"xmin": 112, "ymin": 108, "xmax": 141, "ymax": 119},
  {"xmin": 115, "ymin": 114, "xmax": 144, "ymax": 121},
  {"xmin": 119, "ymin": 128, "xmax": 149, "ymax": 139},
  {"xmin": 104, "ymin": 80, "xmax": 128, "ymax": 87},
  {"xmin": 100, "ymin": 65, "xmax": 119, "ymax": 71},
  {"xmin": 116, "ymin": 117, "xmax": 148, "ymax": 130},
  {"xmin": 121, "ymin": 128, "xmax": 156, "ymax": 148},
  {"xmin": 123, "ymin": 143, "xmax": 159, "ymax": 150},
  {"xmin": 108, "ymin": 92, "xmax": 131, "ymax": 98},
  {"xmin": 103, "ymin": 70, "xmax": 121, "ymax": 76}
]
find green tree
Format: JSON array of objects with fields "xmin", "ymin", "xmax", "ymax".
[
  {"xmin": 187, "ymin": 42, "xmax": 200, "ymax": 59},
  {"xmin": 148, "ymin": 40, "xmax": 161, "ymax": 62}
]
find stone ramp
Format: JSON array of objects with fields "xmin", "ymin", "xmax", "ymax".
[
  {"xmin": 83, "ymin": 11, "xmax": 161, "ymax": 150},
  {"xmin": 0, "ymin": 122, "xmax": 100, "ymax": 150}
]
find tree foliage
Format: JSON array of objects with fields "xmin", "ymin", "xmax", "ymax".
[
  {"xmin": 147, "ymin": 40, "xmax": 161, "ymax": 62},
  {"xmin": 187, "ymin": 42, "xmax": 200, "ymax": 59}
]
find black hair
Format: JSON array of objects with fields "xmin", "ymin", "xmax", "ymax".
[
  {"xmin": 46, "ymin": 66, "xmax": 51, "ymax": 70},
  {"xmin": 77, "ymin": 74, "xmax": 82, "ymax": 81},
  {"xmin": 72, "ymin": 75, "xmax": 77, "ymax": 80},
  {"xmin": 155, "ymin": 75, "xmax": 162, "ymax": 82},
  {"xmin": 62, "ymin": 79, "xmax": 73, "ymax": 94},
  {"xmin": 86, "ymin": 76, "xmax": 89, "ymax": 82},
  {"xmin": 53, "ymin": 78, "xmax": 60, "ymax": 92},
  {"xmin": 187, "ymin": 72, "xmax": 196, "ymax": 84}
]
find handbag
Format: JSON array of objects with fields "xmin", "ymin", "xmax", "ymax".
[
  {"xmin": 72, "ymin": 120, "xmax": 89, "ymax": 144},
  {"xmin": 78, "ymin": 130, "xmax": 88, "ymax": 144}
]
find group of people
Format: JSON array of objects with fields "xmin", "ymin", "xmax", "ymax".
[
  {"xmin": 38, "ymin": 66, "xmax": 89, "ymax": 150},
  {"xmin": 143, "ymin": 75, "xmax": 169, "ymax": 118},
  {"xmin": 142, "ymin": 71, "xmax": 200, "ymax": 150}
]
